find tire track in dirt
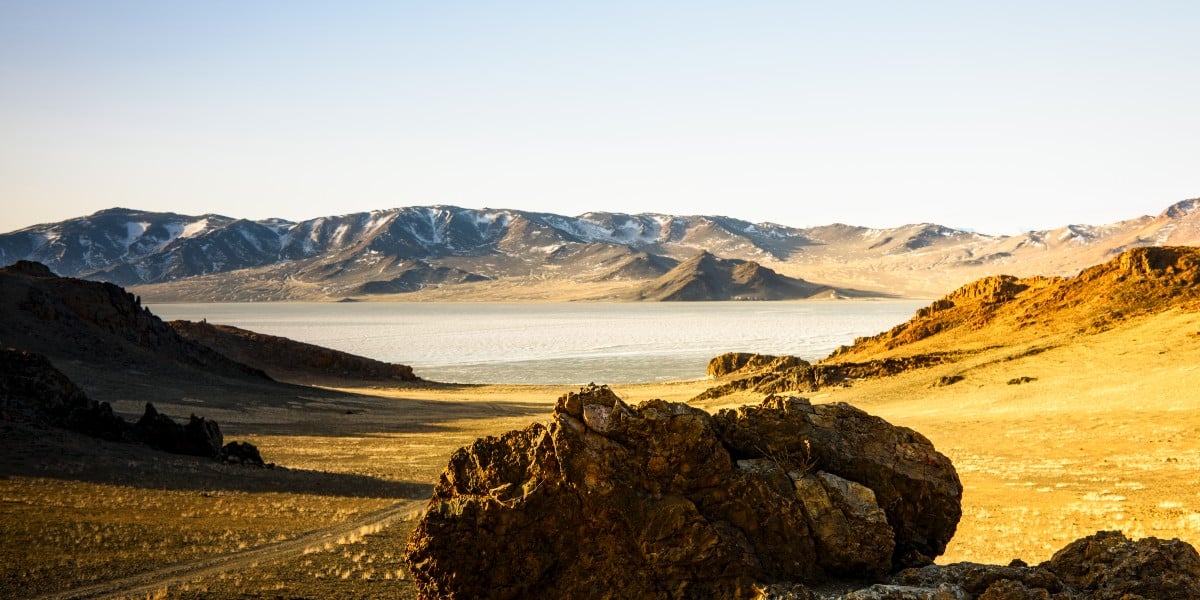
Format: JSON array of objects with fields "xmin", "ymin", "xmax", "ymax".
[{"xmin": 35, "ymin": 498, "xmax": 428, "ymax": 600}]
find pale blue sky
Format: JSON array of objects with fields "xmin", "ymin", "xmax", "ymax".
[{"xmin": 2, "ymin": 1, "xmax": 1197, "ymax": 234}]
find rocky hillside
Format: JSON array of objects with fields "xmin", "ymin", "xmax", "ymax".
[
  {"xmin": 170, "ymin": 320, "xmax": 421, "ymax": 385},
  {"xmin": 0, "ymin": 261, "xmax": 418, "ymax": 406},
  {"xmin": 696, "ymin": 246, "xmax": 1200, "ymax": 400},
  {"xmin": 832, "ymin": 245, "xmax": 1200, "ymax": 360},
  {"xmin": 628, "ymin": 251, "xmax": 868, "ymax": 300},
  {"xmin": 0, "ymin": 260, "xmax": 269, "ymax": 384},
  {"xmin": 2, "ymin": 198, "xmax": 1199, "ymax": 301}
]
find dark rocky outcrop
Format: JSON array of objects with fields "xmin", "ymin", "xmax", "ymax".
[
  {"xmin": 404, "ymin": 385, "xmax": 962, "ymax": 599},
  {"xmin": 708, "ymin": 352, "xmax": 811, "ymax": 378},
  {"xmin": 135, "ymin": 402, "xmax": 224, "ymax": 458},
  {"xmin": 697, "ymin": 352, "xmax": 959, "ymax": 401},
  {"xmin": 220, "ymin": 440, "xmax": 266, "ymax": 466},
  {"xmin": 827, "ymin": 531, "xmax": 1200, "ymax": 599},
  {"xmin": 171, "ymin": 320, "xmax": 420, "ymax": 384},
  {"xmin": 1042, "ymin": 530, "xmax": 1200, "ymax": 598},
  {"xmin": 1, "ymin": 346, "xmax": 259, "ymax": 463}
]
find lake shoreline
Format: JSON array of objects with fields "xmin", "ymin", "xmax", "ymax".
[{"xmin": 149, "ymin": 300, "xmax": 926, "ymax": 385}]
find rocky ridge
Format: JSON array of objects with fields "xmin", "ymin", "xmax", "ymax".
[
  {"xmin": 698, "ymin": 352, "xmax": 961, "ymax": 400},
  {"xmin": 0, "ymin": 260, "xmax": 271, "ymax": 383},
  {"xmin": 835, "ymin": 245, "xmax": 1200, "ymax": 360},
  {"xmin": 170, "ymin": 320, "xmax": 420, "ymax": 384},
  {"xmin": 0, "ymin": 261, "xmax": 423, "ymax": 405}
]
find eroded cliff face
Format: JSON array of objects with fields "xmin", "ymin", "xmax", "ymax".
[{"xmin": 404, "ymin": 385, "xmax": 962, "ymax": 599}]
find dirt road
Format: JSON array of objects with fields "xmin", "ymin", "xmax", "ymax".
[{"xmin": 35, "ymin": 498, "xmax": 428, "ymax": 600}]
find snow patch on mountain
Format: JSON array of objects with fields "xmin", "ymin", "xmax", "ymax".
[
  {"xmin": 123, "ymin": 222, "xmax": 150, "ymax": 245},
  {"xmin": 180, "ymin": 219, "xmax": 209, "ymax": 239},
  {"xmin": 473, "ymin": 210, "xmax": 511, "ymax": 230},
  {"xmin": 546, "ymin": 215, "xmax": 611, "ymax": 243}
]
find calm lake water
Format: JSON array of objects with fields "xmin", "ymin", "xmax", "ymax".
[{"xmin": 149, "ymin": 301, "xmax": 926, "ymax": 385}]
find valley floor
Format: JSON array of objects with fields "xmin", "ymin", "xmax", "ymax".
[{"xmin": 4, "ymin": 311, "xmax": 1200, "ymax": 597}]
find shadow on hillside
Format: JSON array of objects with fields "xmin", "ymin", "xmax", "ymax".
[
  {"xmin": 106, "ymin": 397, "xmax": 552, "ymax": 439},
  {"xmin": 0, "ymin": 423, "xmax": 435, "ymax": 500}
]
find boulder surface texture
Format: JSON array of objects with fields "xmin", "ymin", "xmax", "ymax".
[{"xmin": 404, "ymin": 385, "xmax": 963, "ymax": 599}]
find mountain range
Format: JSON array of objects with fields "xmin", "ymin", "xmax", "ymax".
[{"xmin": 2, "ymin": 199, "xmax": 1198, "ymax": 301}]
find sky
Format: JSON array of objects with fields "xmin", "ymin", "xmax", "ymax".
[{"xmin": 1, "ymin": 1, "xmax": 1198, "ymax": 235}]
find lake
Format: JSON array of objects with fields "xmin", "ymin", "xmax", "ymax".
[{"xmin": 149, "ymin": 301, "xmax": 926, "ymax": 385}]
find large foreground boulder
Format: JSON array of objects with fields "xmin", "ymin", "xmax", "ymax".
[{"xmin": 404, "ymin": 385, "xmax": 963, "ymax": 599}]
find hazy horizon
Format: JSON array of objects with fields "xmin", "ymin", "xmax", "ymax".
[{"xmin": 3, "ymin": 2, "xmax": 1197, "ymax": 235}]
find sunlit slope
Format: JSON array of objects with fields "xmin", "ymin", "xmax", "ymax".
[{"xmin": 828, "ymin": 245, "xmax": 1200, "ymax": 362}]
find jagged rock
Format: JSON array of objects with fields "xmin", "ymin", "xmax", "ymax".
[
  {"xmin": 695, "ymin": 353, "xmax": 959, "ymax": 401},
  {"xmin": 794, "ymin": 470, "xmax": 895, "ymax": 577},
  {"xmin": 708, "ymin": 352, "xmax": 811, "ymax": 378},
  {"xmin": 220, "ymin": 441, "xmax": 265, "ymax": 466},
  {"xmin": 841, "ymin": 583, "xmax": 968, "ymax": 599},
  {"xmin": 714, "ymin": 396, "xmax": 962, "ymax": 570},
  {"xmin": 892, "ymin": 562, "xmax": 1064, "ymax": 597},
  {"xmin": 976, "ymin": 579, "xmax": 1055, "ymax": 599},
  {"xmin": 1043, "ymin": 530, "xmax": 1200, "ymax": 598},
  {"xmin": 405, "ymin": 386, "xmax": 962, "ymax": 599},
  {"xmin": 878, "ymin": 532, "xmax": 1200, "ymax": 599},
  {"xmin": 135, "ymin": 403, "xmax": 223, "ymax": 458}
]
